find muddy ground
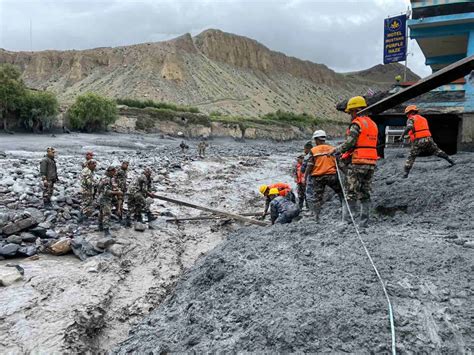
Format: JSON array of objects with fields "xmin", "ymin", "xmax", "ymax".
[
  {"xmin": 0, "ymin": 133, "xmax": 472, "ymax": 353},
  {"xmin": 0, "ymin": 133, "xmax": 295, "ymax": 353}
]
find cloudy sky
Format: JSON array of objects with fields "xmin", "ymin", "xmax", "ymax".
[{"xmin": 0, "ymin": 0, "xmax": 431, "ymax": 77}]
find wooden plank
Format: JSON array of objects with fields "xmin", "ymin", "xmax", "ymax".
[
  {"xmin": 359, "ymin": 55, "xmax": 474, "ymax": 116},
  {"xmin": 153, "ymin": 194, "xmax": 268, "ymax": 227}
]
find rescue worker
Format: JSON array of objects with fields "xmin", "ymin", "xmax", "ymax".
[
  {"xmin": 197, "ymin": 139, "xmax": 209, "ymax": 158},
  {"xmin": 269, "ymin": 188, "xmax": 300, "ymax": 225},
  {"xmin": 259, "ymin": 183, "xmax": 294, "ymax": 219},
  {"xmin": 127, "ymin": 167, "xmax": 158, "ymax": 224},
  {"xmin": 333, "ymin": 96, "xmax": 378, "ymax": 227},
  {"xmin": 398, "ymin": 105, "xmax": 455, "ymax": 178},
  {"xmin": 97, "ymin": 166, "xmax": 123, "ymax": 236},
  {"xmin": 114, "ymin": 160, "xmax": 129, "ymax": 218},
  {"xmin": 305, "ymin": 130, "xmax": 343, "ymax": 221},
  {"xmin": 293, "ymin": 155, "xmax": 306, "ymax": 209},
  {"xmin": 300, "ymin": 141, "xmax": 313, "ymax": 177},
  {"xmin": 80, "ymin": 159, "xmax": 97, "ymax": 220},
  {"xmin": 39, "ymin": 147, "xmax": 58, "ymax": 208},
  {"xmin": 82, "ymin": 151, "xmax": 94, "ymax": 168},
  {"xmin": 179, "ymin": 140, "xmax": 189, "ymax": 154}
]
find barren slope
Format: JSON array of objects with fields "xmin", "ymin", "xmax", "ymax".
[{"xmin": 0, "ymin": 29, "xmax": 418, "ymax": 119}]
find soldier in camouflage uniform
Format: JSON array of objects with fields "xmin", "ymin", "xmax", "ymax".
[
  {"xmin": 96, "ymin": 166, "xmax": 123, "ymax": 236},
  {"xmin": 114, "ymin": 161, "xmax": 129, "ymax": 218},
  {"xmin": 197, "ymin": 140, "xmax": 209, "ymax": 158},
  {"xmin": 82, "ymin": 151, "xmax": 94, "ymax": 168},
  {"xmin": 80, "ymin": 159, "xmax": 97, "ymax": 220},
  {"xmin": 334, "ymin": 96, "xmax": 378, "ymax": 227},
  {"xmin": 39, "ymin": 147, "xmax": 58, "ymax": 208},
  {"xmin": 399, "ymin": 105, "xmax": 455, "ymax": 178},
  {"xmin": 127, "ymin": 167, "xmax": 157, "ymax": 224}
]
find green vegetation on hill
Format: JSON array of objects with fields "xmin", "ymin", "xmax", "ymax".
[
  {"xmin": 0, "ymin": 63, "xmax": 59, "ymax": 132},
  {"xmin": 116, "ymin": 98, "xmax": 200, "ymax": 113}
]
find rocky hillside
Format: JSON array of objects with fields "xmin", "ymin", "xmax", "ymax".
[{"xmin": 0, "ymin": 29, "xmax": 419, "ymax": 120}]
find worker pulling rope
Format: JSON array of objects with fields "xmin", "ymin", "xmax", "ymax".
[{"xmin": 335, "ymin": 159, "xmax": 397, "ymax": 355}]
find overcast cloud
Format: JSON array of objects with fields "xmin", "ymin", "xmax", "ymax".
[{"xmin": 0, "ymin": 0, "xmax": 431, "ymax": 77}]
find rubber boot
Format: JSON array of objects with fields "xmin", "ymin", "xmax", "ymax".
[
  {"xmin": 359, "ymin": 200, "xmax": 371, "ymax": 228},
  {"xmin": 402, "ymin": 167, "xmax": 410, "ymax": 179},
  {"xmin": 98, "ymin": 222, "xmax": 104, "ymax": 231},
  {"xmin": 446, "ymin": 157, "xmax": 455, "ymax": 167},
  {"xmin": 103, "ymin": 228, "xmax": 111, "ymax": 237},
  {"xmin": 342, "ymin": 200, "xmax": 358, "ymax": 223},
  {"xmin": 146, "ymin": 212, "xmax": 157, "ymax": 222},
  {"xmin": 123, "ymin": 216, "xmax": 132, "ymax": 228}
]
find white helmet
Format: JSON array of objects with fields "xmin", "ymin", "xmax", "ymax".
[{"xmin": 312, "ymin": 130, "xmax": 326, "ymax": 139}]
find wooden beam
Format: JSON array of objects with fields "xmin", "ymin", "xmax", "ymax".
[
  {"xmin": 153, "ymin": 194, "xmax": 268, "ymax": 227},
  {"xmin": 359, "ymin": 55, "xmax": 474, "ymax": 116}
]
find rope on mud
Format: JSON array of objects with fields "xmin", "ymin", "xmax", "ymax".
[{"xmin": 335, "ymin": 160, "xmax": 397, "ymax": 355}]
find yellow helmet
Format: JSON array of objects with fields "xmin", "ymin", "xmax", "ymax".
[
  {"xmin": 268, "ymin": 188, "xmax": 280, "ymax": 196},
  {"xmin": 259, "ymin": 184, "xmax": 268, "ymax": 195},
  {"xmin": 345, "ymin": 96, "xmax": 367, "ymax": 113}
]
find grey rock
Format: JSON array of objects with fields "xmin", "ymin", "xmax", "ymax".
[
  {"xmin": 96, "ymin": 237, "xmax": 116, "ymax": 249},
  {"xmin": 0, "ymin": 267, "xmax": 23, "ymax": 286},
  {"xmin": 45, "ymin": 230, "xmax": 58, "ymax": 239},
  {"xmin": 29, "ymin": 227, "xmax": 47, "ymax": 238},
  {"xmin": 108, "ymin": 244, "xmax": 123, "ymax": 257},
  {"xmin": 134, "ymin": 222, "xmax": 147, "ymax": 232},
  {"xmin": 6, "ymin": 235, "xmax": 22, "ymax": 245},
  {"xmin": 17, "ymin": 246, "xmax": 37, "ymax": 257},
  {"xmin": 0, "ymin": 243, "xmax": 20, "ymax": 257},
  {"xmin": 20, "ymin": 232, "xmax": 37, "ymax": 243},
  {"xmin": 2, "ymin": 217, "xmax": 38, "ymax": 236},
  {"xmin": 38, "ymin": 221, "xmax": 52, "ymax": 229},
  {"xmin": 463, "ymin": 241, "xmax": 474, "ymax": 249}
]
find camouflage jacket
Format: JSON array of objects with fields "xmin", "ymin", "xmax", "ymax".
[
  {"xmin": 115, "ymin": 169, "xmax": 128, "ymax": 192},
  {"xmin": 80, "ymin": 167, "xmax": 97, "ymax": 195},
  {"xmin": 40, "ymin": 156, "xmax": 58, "ymax": 182},
  {"xmin": 97, "ymin": 175, "xmax": 116, "ymax": 204},
  {"xmin": 128, "ymin": 174, "xmax": 152, "ymax": 196},
  {"xmin": 335, "ymin": 123, "xmax": 360, "ymax": 154}
]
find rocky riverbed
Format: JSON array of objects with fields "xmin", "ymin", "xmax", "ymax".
[
  {"xmin": 0, "ymin": 132, "xmax": 296, "ymax": 352},
  {"xmin": 0, "ymin": 133, "xmax": 472, "ymax": 353}
]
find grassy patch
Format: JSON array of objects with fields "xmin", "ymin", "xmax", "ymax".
[{"xmin": 117, "ymin": 98, "xmax": 200, "ymax": 113}]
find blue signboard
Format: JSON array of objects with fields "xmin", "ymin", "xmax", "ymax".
[{"xmin": 383, "ymin": 14, "xmax": 407, "ymax": 64}]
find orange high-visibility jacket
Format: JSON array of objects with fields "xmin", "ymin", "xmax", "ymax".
[
  {"xmin": 350, "ymin": 116, "xmax": 378, "ymax": 165},
  {"xmin": 408, "ymin": 114, "xmax": 432, "ymax": 142},
  {"xmin": 269, "ymin": 182, "xmax": 291, "ymax": 197},
  {"xmin": 310, "ymin": 144, "xmax": 337, "ymax": 176},
  {"xmin": 295, "ymin": 162, "xmax": 305, "ymax": 184}
]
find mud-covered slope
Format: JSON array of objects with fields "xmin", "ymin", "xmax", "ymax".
[{"xmin": 116, "ymin": 150, "xmax": 473, "ymax": 353}]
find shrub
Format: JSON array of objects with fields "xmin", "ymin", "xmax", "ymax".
[
  {"xmin": 116, "ymin": 97, "xmax": 200, "ymax": 113},
  {"xmin": 0, "ymin": 64, "xmax": 26, "ymax": 131},
  {"xmin": 19, "ymin": 90, "xmax": 59, "ymax": 132},
  {"xmin": 68, "ymin": 93, "xmax": 118, "ymax": 132}
]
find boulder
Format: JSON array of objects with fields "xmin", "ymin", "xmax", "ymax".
[
  {"xmin": 0, "ymin": 267, "xmax": 23, "ymax": 286},
  {"xmin": 134, "ymin": 222, "xmax": 147, "ymax": 232},
  {"xmin": 1, "ymin": 217, "xmax": 38, "ymax": 236},
  {"xmin": 29, "ymin": 227, "xmax": 47, "ymax": 238},
  {"xmin": 45, "ymin": 230, "xmax": 58, "ymax": 239},
  {"xmin": 49, "ymin": 239, "xmax": 72, "ymax": 256},
  {"xmin": 0, "ymin": 243, "xmax": 20, "ymax": 257},
  {"xmin": 17, "ymin": 246, "xmax": 37, "ymax": 257},
  {"xmin": 6, "ymin": 235, "xmax": 23, "ymax": 245},
  {"xmin": 20, "ymin": 232, "xmax": 37, "ymax": 243}
]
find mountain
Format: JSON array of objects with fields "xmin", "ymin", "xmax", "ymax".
[{"xmin": 0, "ymin": 29, "xmax": 419, "ymax": 120}]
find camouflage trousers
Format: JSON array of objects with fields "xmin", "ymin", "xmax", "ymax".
[
  {"xmin": 405, "ymin": 137, "xmax": 450, "ymax": 172},
  {"xmin": 306, "ymin": 174, "xmax": 343, "ymax": 217},
  {"xmin": 296, "ymin": 183, "xmax": 307, "ymax": 209},
  {"xmin": 345, "ymin": 164, "xmax": 375, "ymax": 202},
  {"xmin": 198, "ymin": 147, "xmax": 206, "ymax": 157},
  {"xmin": 128, "ymin": 193, "xmax": 150, "ymax": 219},
  {"xmin": 81, "ymin": 192, "xmax": 95, "ymax": 217},
  {"xmin": 99, "ymin": 202, "xmax": 112, "ymax": 229},
  {"xmin": 42, "ymin": 180, "xmax": 55, "ymax": 203}
]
